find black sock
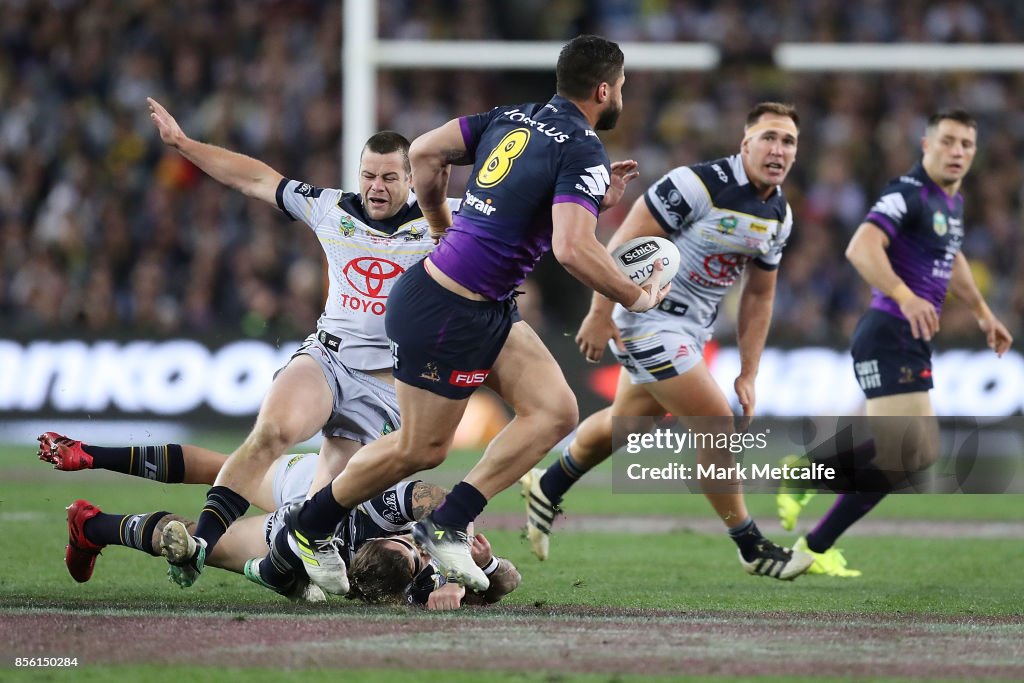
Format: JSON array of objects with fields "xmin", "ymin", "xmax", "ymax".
[
  {"xmin": 806, "ymin": 492, "xmax": 887, "ymax": 553},
  {"xmin": 83, "ymin": 444, "xmax": 185, "ymax": 483},
  {"xmin": 539, "ymin": 445, "xmax": 589, "ymax": 505},
  {"xmin": 296, "ymin": 485, "xmax": 350, "ymax": 538},
  {"xmin": 83, "ymin": 511, "xmax": 170, "ymax": 557},
  {"xmin": 193, "ymin": 486, "xmax": 250, "ymax": 550},
  {"xmin": 259, "ymin": 526, "xmax": 303, "ymax": 592},
  {"xmin": 430, "ymin": 481, "xmax": 487, "ymax": 531},
  {"xmin": 727, "ymin": 517, "xmax": 764, "ymax": 562}
]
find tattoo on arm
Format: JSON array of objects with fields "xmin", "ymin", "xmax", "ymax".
[
  {"xmin": 441, "ymin": 148, "xmax": 471, "ymax": 165},
  {"xmin": 411, "ymin": 482, "xmax": 448, "ymax": 520}
]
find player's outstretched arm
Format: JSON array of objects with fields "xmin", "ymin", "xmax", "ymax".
[
  {"xmin": 949, "ymin": 252, "xmax": 1013, "ymax": 356},
  {"xmin": 846, "ymin": 222, "xmax": 939, "ymax": 341},
  {"xmin": 146, "ymin": 97, "xmax": 283, "ymax": 206}
]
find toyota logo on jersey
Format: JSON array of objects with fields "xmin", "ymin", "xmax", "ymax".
[
  {"xmin": 343, "ymin": 257, "xmax": 405, "ymax": 298},
  {"xmin": 703, "ymin": 253, "xmax": 748, "ymax": 280}
]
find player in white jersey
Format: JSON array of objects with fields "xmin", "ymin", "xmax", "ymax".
[
  {"xmin": 145, "ymin": 98, "xmax": 458, "ymax": 593},
  {"xmin": 522, "ymin": 103, "xmax": 814, "ymax": 581},
  {"xmin": 45, "ymin": 435, "xmax": 519, "ymax": 608}
]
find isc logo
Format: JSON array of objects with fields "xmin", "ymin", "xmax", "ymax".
[
  {"xmin": 619, "ymin": 241, "xmax": 659, "ymax": 265},
  {"xmin": 449, "ymin": 370, "xmax": 490, "ymax": 387}
]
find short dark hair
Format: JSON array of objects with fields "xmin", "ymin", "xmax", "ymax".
[
  {"xmin": 746, "ymin": 102, "xmax": 800, "ymax": 130},
  {"xmin": 362, "ymin": 130, "xmax": 412, "ymax": 173},
  {"xmin": 556, "ymin": 35, "xmax": 624, "ymax": 101},
  {"xmin": 927, "ymin": 109, "xmax": 977, "ymax": 132},
  {"xmin": 345, "ymin": 540, "xmax": 415, "ymax": 605}
]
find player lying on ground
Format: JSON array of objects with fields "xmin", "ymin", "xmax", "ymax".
[{"xmin": 40, "ymin": 433, "xmax": 519, "ymax": 609}]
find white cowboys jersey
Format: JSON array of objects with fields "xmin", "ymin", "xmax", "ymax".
[
  {"xmin": 277, "ymin": 179, "xmax": 461, "ymax": 370},
  {"xmin": 614, "ymin": 153, "xmax": 792, "ymax": 333}
]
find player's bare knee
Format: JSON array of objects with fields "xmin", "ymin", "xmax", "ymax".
[
  {"xmin": 242, "ymin": 421, "xmax": 296, "ymax": 462},
  {"xmin": 406, "ymin": 445, "xmax": 448, "ymax": 471},
  {"xmin": 394, "ymin": 432, "xmax": 449, "ymax": 470},
  {"xmin": 545, "ymin": 383, "xmax": 579, "ymax": 432}
]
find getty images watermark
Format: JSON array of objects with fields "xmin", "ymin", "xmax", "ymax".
[
  {"xmin": 611, "ymin": 416, "xmax": 1024, "ymax": 494},
  {"xmin": 622, "ymin": 427, "xmax": 835, "ymax": 485}
]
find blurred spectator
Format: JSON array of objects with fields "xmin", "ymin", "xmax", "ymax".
[{"xmin": 1, "ymin": 1, "xmax": 1022, "ymax": 348}]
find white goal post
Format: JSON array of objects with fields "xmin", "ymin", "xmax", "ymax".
[{"xmin": 341, "ymin": 1, "xmax": 1024, "ymax": 189}]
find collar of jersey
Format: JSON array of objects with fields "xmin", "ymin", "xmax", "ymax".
[{"xmin": 337, "ymin": 193, "xmax": 423, "ymax": 235}]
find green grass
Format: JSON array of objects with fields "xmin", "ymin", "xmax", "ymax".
[{"xmin": 2, "ymin": 439, "xmax": 1022, "ymax": 681}]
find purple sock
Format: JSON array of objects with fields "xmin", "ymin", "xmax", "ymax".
[{"xmin": 806, "ymin": 492, "xmax": 887, "ymax": 553}]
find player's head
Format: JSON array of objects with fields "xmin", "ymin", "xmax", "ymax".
[
  {"xmin": 359, "ymin": 131, "xmax": 413, "ymax": 221},
  {"xmin": 921, "ymin": 109, "xmax": 977, "ymax": 191},
  {"xmin": 556, "ymin": 35, "xmax": 625, "ymax": 131},
  {"xmin": 346, "ymin": 535, "xmax": 425, "ymax": 604},
  {"xmin": 740, "ymin": 102, "xmax": 799, "ymax": 195}
]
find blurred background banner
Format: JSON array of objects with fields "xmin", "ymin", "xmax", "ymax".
[
  {"xmin": 2, "ymin": 334, "xmax": 1021, "ymax": 426},
  {"xmin": 2, "ymin": 1, "xmax": 1023, "ymax": 438}
]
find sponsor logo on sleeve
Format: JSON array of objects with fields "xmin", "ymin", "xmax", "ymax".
[
  {"xmin": 869, "ymin": 192, "xmax": 907, "ymax": 222},
  {"xmin": 379, "ymin": 489, "xmax": 404, "ymax": 526},
  {"xmin": 294, "ymin": 182, "xmax": 322, "ymax": 198},
  {"xmin": 578, "ymin": 165, "xmax": 610, "ymax": 198}
]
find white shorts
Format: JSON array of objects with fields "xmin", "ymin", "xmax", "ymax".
[
  {"xmin": 264, "ymin": 452, "xmax": 318, "ymax": 547},
  {"xmin": 282, "ymin": 332, "xmax": 401, "ymax": 444},
  {"xmin": 610, "ymin": 317, "xmax": 711, "ymax": 384}
]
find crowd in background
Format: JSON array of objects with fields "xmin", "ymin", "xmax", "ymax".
[{"xmin": 2, "ymin": 0, "xmax": 1022, "ymax": 347}]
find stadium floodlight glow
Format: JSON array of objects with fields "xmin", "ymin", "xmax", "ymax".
[
  {"xmin": 774, "ymin": 43, "xmax": 1024, "ymax": 71},
  {"xmin": 372, "ymin": 40, "xmax": 719, "ymax": 71}
]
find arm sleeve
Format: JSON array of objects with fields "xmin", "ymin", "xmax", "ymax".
[
  {"xmin": 863, "ymin": 184, "xmax": 914, "ymax": 239},
  {"xmin": 360, "ymin": 480, "xmax": 418, "ymax": 533},
  {"xmin": 275, "ymin": 178, "xmax": 341, "ymax": 229},
  {"xmin": 551, "ymin": 140, "xmax": 610, "ymax": 217},
  {"xmin": 754, "ymin": 202, "xmax": 793, "ymax": 270},
  {"xmin": 458, "ymin": 108, "xmax": 500, "ymax": 159},
  {"xmin": 643, "ymin": 166, "xmax": 706, "ymax": 234}
]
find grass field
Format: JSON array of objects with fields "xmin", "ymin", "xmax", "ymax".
[{"xmin": 2, "ymin": 434, "xmax": 1023, "ymax": 681}]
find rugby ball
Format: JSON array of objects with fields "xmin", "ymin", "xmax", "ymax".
[{"xmin": 611, "ymin": 236, "xmax": 680, "ymax": 288}]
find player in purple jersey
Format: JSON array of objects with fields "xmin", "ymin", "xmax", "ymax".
[
  {"xmin": 273, "ymin": 35, "xmax": 669, "ymax": 593},
  {"xmin": 777, "ymin": 110, "xmax": 1013, "ymax": 576}
]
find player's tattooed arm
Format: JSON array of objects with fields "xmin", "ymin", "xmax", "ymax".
[
  {"xmin": 441, "ymin": 148, "xmax": 472, "ymax": 165},
  {"xmin": 411, "ymin": 482, "xmax": 448, "ymax": 520}
]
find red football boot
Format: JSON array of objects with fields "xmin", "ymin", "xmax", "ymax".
[
  {"xmin": 65, "ymin": 500, "xmax": 105, "ymax": 583},
  {"xmin": 38, "ymin": 432, "xmax": 94, "ymax": 471}
]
